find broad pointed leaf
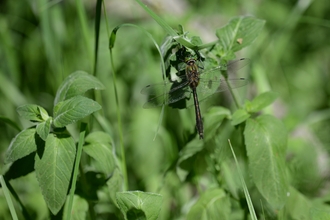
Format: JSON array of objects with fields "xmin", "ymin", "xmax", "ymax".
[
  {"xmin": 53, "ymin": 96, "xmax": 101, "ymax": 128},
  {"xmin": 63, "ymin": 195, "xmax": 88, "ymax": 220},
  {"xmin": 286, "ymin": 187, "xmax": 311, "ymax": 219},
  {"xmin": 187, "ymin": 188, "xmax": 230, "ymax": 220},
  {"xmin": 5, "ymin": 127, "xmax": 37, "ymax": 163},
  {"xmin": 35, "ymin": 133, "xmax": 76, "ymax": 215},
  {"xmin": 244, "ymin": 114, "xmax": 289, "ymax": 209},
  {"xmin": 204, "ymin": 107, "xmax": 231, "ymax": 140},
  {"xmin": 36, "ymin": 117, "xmax": 52, "ymax": 141},
  {"xmin": 54, "ymin": 71, "xmax": 105, "ymax": 105},
  {"xmin": 231, "ymin": 108, "xmax": 250, "ymax": 126},
  {"xmin": 17, "ymin": 104, "xmax": 48, "ymax": 122},
  {"xmin": 177, "ymin": 139, "xmax": 204, "ymax": 181},
  {"xmin": 107, "ymin": 168, "xmax": 123, "ymax": 206},
  {"xmin": 85, "ymin": 131, "xmax": 112, "ymax": 144},
  {"xmin": 246, "ymin": 91, "xmax": 278, "ymax": 113},
  {"xmin": 116, "ymin": 191, "xmax": 162, "ymax": 220},
  {"xmin": 216, "ymin": 16, "xmax": 265, "ymax": 56},
  {"xmin": 84, "ymin": 142, "xmax": 115, "ymax": 176}
]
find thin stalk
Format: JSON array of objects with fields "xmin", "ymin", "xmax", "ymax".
[
  {"xmin": 225, "ymin": 77, "xmax": 241, "ymax": 109},
  {"xmin": 228, "ymin": 139, "xmax": 257, "ymax": 220},
  {"xmin": 109, "ymin": 49, "xmax": 128, "ymax": 191},
  {"xmin": 65, "ymin": 123, "xmax": 87, "ymax": 220},
  {"xmin": 75, "ymin": 0, "xmax": 93, "ymax": 69},
  {"xmin": 0, "ymin": 176, "xmax": 19, "ymax": 220},
  {"xmin": 103, "ymin": 4, "xmax": 128, "ymax": 191},
  {"xmin": 2, "ymin": 177, "xmax": 31, "ymax": 220}
]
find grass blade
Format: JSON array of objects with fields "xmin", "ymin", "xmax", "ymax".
[{"xmin": 228, "ymin": 139, "xmax": 257, "ymax": 220}]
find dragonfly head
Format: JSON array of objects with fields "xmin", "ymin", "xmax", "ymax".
[{"xmin": 185, "ymin": 58, "xmax": 196, "ymax": 66}]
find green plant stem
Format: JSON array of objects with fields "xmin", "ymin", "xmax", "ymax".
[
  {"xmin": 2, "ymin": 177, "xmax": 32, "ymax": 220},
  {"xmin": 111, "ymin": 50, "xmax": 128, "ymax": 191},
  {"xmin": 228, "ymin": 139, "xmax": 257, "ymax": 220},
  {"xmin": 0, "ymin": 176, "xmax": 19, "ymax": 220},
  {"xmin": 225, "ymin": 77, "xmax": 241, "ymax": 108},
  {"xmin": 102, "ymin": 1, "xmax": 128, "ymax": 191},
  {"xmin": 65, "ymin": 123, "xmax": 87, "ymax": 220},
  {"xmin": 75, "ymin": 0, "xmax": 93, "ymax": 69}
]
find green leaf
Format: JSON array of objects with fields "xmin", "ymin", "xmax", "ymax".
[
  {"xmin": 244, "ymin": 114, "xmax": 289, "ymax": 209},
  {"xmin": 246, "ymin": 91, "xmax": 278, "ymax": 113},
  {"xmin": 17, "ymin": 104, "xmax": 48, "ymax": 122},
  {"xmin": 310, "ymin": 207, "xmax": 330, "ymax": 220},
  {"xmin": 38, "ymin": 106, "xmax": 50, "ymax": 121},
  {"xmin": 83, "ymin": 134, "xmax": 115, "ymax": 176},
  {"xmin": 116, "ymin": 191, "xmax": 162, "ymax": 220},
  {"xmin": 287, "ymin": 138, "xmax": 321, "ymax": 193},
  {"xmin": 5, "ymin": 128, "xmax": 37, "ymax": 163},
  {"xmin": 53, "ymin": 96, "xmax": 102, "ymax": 128},
  {"xmin": 285, "ymin": 187, "xmax": 311, "ymax": 220},
  {"xmin": 190, "ymin": 36, "xmax": 203, "ymax": 46},
  {"xmin": 231, "ymin": 109, "xmax": 250, "ymax": 126},
  {"xmin": 204, "ymin": 107, "xmax": 231, "ymax": 140},
  {"xmin": 63, "ymin": 195, "xmax": 88, "ymax": 220},
  {"xmin": 216, "ymin": 16, "xmax": 265, "ymax": 57},
  {"xmin": 85, "ymin": 131, "xmax": 112, "ymax": 144},
  {"xmin": 186, "ymin": 188, "xmax": 230, "ymax": 220},
  {"xmin": 176, "ymin": 139, "xmax": 204, "ymax": 181},
  {"xmin": 107, "ymin": 168, "xmax": 123, "ymax": 206},
  {"xmin": 35, "ymin": 133, "xmax": 76, "ymax": 215},
  {"xmin": 36, "ymin": 117, "xmax": 52, "ymax": 141},
  {"xmin": 54, "ymin": 71, "xmax": 105, "ymax": 105}
]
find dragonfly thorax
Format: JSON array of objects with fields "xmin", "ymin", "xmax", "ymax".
[{"xmin": 185, "ymin": 59, "xmax": 200, "ymax": 89}]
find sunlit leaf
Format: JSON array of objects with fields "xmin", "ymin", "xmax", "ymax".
[
  {"xmin": 231, "ymin": 108, "xmax": 250, "ymax": 126},
  {"xmin": 187, "ymin": 188, "xmax": 230, "ymax": 220},
  {"xmin": 35, "ymin": 133, "xmax": 76, "ymax": 215},
  {"xmin": 285, "ymin": 187, "xmax": 311, "ymax": 219},
  {"xmin": 107, "ymin": 168, "xmax": 123, "ymax": 206},
  {"xmin": 54, "ymin": 71, "xmax": 105, "ymax": 105},
  {"xmin": 36, "ymin": 117, "xmax": 52, "ymax": 141},
  {"xmin": 63, "ymin": 195, "xmax": 88, "ymax": 220},
  {"xmin": 244, "ymin": 115, "xmax": 289, "ymax": 209},
  {"xmin": 53, "ymin": 96, "xmax": 101, "ymax": 128},
  {"xmin": 17, "ymin": 104, "xmax": 48, "ymax": 122},
  {"xmin": 216, "ymin": 16, "xmax": 265, "ymax": 57},
  {"xmin": 5, "ymin": 127, "xmax": 37, "ymax": 163},
  {"xmin": 176, "ymin": 139, "xmax": 204, "ymax": 181},
  {"xmin": 85, "ymin": 131, "xmax": 112, "ymax": 144},
  {"xmin": 116, "ymin": 191, "xmax": 162, "ymax": 220},
  {"xmin": 204, "ymin": 106, "xmax": 231, "ymax": 140},
  {"xmin": 83, "ymin": 141, "xmax": 115, "ymax": 176},
  {"xmin": 246, "ymin": 91, "xmax": 278, "ymax": 113}
]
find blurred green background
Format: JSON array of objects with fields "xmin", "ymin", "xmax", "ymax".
[{"xmin": 1, "ymin": 0, "xmax": 330, "ymax": 219}]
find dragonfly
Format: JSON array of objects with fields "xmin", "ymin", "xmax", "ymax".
[{"xmin": 141, "ymin": 57, "xmax": 250, "ymax": 139}]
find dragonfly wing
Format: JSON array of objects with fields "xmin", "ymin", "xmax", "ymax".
[
  {"xmin": 226, "ymin": 58, "xmax": 251, "ymax": 73},
  {"xmin": 196, "ymin": 58, "xmax": 249, "ymax": 102},
  {"xmin": 141, "ymin": 75, "xmax": 188, "ymax": 95},
  {"xmin": 142, "ymin": 79, "xmax": 192, "ymax": 108}
]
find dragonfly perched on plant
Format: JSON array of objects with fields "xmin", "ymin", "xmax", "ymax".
[{"xmin": 141, "ymin": 50, "xmax": 250, "ymax": 139}]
